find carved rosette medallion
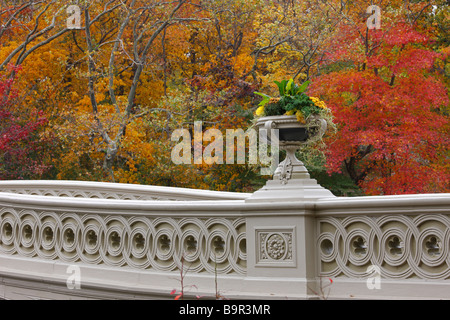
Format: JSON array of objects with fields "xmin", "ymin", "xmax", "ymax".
[
  {"xmin": 266, "ymin": 234, "xmax": 286, "ymax": 260},
  {"xmin": 256, "ymin": 228, "xmax": 295, "ymax": 267}
]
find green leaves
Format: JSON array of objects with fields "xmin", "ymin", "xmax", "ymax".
[
  {"xmin": 285, "ymin": 78, "xmax": 293, "ymax": 94},
  {"xmin": 254, "ymin": 79, "xmax": 321, "ymax": 119},
  {"xmin": 274, "ymin": 79, "xmax": 310, "ymax": 96},
  {"xmin": 254, "ymin": 91, "xmax": 271, "ymax": 107},
  {"xmin": 264, "ymin": 101, "xmax": 285, "ymax": 116},
  {"xmin": 280, "ymin": 94, "xmax": 317, "ymax": 116},
  {"xmin": 295, "ymin": 80, "xmax": 310, "ymax": 94},
  {"xmin": 274, "ymin": 80, "xmax": 288, "ymax": 96}
]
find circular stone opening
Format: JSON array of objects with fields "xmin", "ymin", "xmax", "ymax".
[
  {"xmin": 2, "ymin": 222, "xmax": 13, "ymax": 240},
  {"xmin": 351, "ymin": 236, "xmax": 367, "ymax": 256},
  {"xmin": 133, "ymin": 233, "xmax": 145, "ymax": 251},
  {"xmin": 158, "ymin": 234, "xmax": 171, "ymax": 253},
  {"xmin": 86, "ymin": 230, "xmax": 98, "ymax": 248},
  {"xmin": 239, "ymin": 238, "xmax": 247, "ymax": 254},
  {"xmin": 212, "ymin": 236, "xmax": 225, "ymax": 255},
  {"xmin": 23, "ymin": 224, "xmax": 33, "ymax": 241},
  {"xmin": 320, "ymin": 238, "xmax": 333, "ymax": 255},
  {"xmin": 109, "ymin": 231, "xmax": 121, "ymax": 249},
  {"xmin": 64, "ymin": 228, "xmax": 75, "ymax": 246},
  {"xmin": 387, "ymin": 236, "xmax": 402, "ymax": 256},
  {"xmin": 425, "ymin": 235, "xmax": 441, "ymax": 257},
  {"xmin": 43, "ymin": 226, "xmax": 54, "ymax": 244},
  {"xmin": 184, "ymin": 235, "xmax": 197, "ymax": 253}
]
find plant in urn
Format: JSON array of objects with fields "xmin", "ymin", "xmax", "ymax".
[{"xmin": 249, "ymin": 79, "xmax": 336, "ymax": 201}]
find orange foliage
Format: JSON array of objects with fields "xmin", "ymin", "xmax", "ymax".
[{"xmin": 1, "ymin": 0, "xmax": 448, "ymax": 194}]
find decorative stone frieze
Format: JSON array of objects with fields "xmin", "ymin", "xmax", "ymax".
[
  {"xmin": 0, "ymin": 207, "xmax": 247, "ymax": 275},
  {"xmin": 317, "ymin": 214, "xmax": 450, "ymax": 280},
  {"xmin": 1, "ymin": 181, "xmax": 450, "ymax": 299}
]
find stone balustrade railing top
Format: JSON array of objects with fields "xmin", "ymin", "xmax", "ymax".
[{"xmin": 0, "ymin": 180, "xmax": 449, "ymax": 300}]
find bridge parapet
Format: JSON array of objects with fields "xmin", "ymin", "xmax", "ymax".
[
  {"xmin": 0, "ymin": 180, "xmax": 449, "ymax": 299},
  {"xmin": 0, "ymin": 180, "xmax": 251, "ymax": 201}
]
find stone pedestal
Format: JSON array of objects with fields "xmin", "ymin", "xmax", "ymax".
[
  {"xmin": 247, "ymin": 145, "xmax": 335, "ymax": 203},
  {"xmin": 244, "ymin": 149, "xmax": 335, "ymax": 298},
  {"xmin": 247, "ymin": 178, "xmax": 335, "ymax": 203}
]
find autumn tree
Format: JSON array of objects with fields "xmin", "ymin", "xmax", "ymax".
[
  {"xmin": 1, "ymin": 0, "xmax": 448, "ymax": 195},
  {"xmin": 309, "ymin": 0, "xmax": 449, "ymax": 194},
  {"xmin": 0, "ymin": 0, "xmax": 72, "ymax": 76},
  {"xmin": 0, "ymin": 68, "xmax": 55, "ymax": 179},
  {"xmin": 149, "ymin": 0, "xmax": 264, "ymax": 191}
]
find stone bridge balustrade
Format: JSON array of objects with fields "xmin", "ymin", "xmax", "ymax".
[
  {"xmin": 0, "ymin": 180, "xmax": 449, "ymax": 300},
  {"xmin": 315, "ymin": 194, "xmax": 450, "ymax": 298},
  {"xmin": 0, "ymin": 180, "xmax": 251, "ymax": 201},
  {"xmin": 0, "ymin": 205, "xmax": 247, "ymax": 274}
]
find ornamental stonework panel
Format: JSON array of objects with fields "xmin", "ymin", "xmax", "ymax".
[
  {"xmin": 255, "ymin": 228, "xmax": 296, "ymax": 267},
  {"xmin": 317, "ymin": 214, "xmax": 450, "ymax": 280},
  {"xmin": 0, "ymin": 208, "xmax": 247, "ymax": 275}
]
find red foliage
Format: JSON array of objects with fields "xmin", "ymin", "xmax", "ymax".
[
  {"xmin": 0, "ymin": 72, "xmax": 53, "ymax": 179},
  {"xmin": 310, "ymin": 20, "xmax": 450, "ymax": 195}
]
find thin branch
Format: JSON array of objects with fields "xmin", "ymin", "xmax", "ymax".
[
  {"xmin": 108, "ymin": 0, "xmax": 137, "ymax": 114},
  {"xmin": 0, "ymin": 1, "xmax": 43, "ymax": 38},
  {"xmin": 126, "ymin": 0, "xmax": 186, "ymax": 118}
]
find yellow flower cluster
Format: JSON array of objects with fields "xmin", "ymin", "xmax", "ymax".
[
  {"xmin": 255, "ymin": 98, "xmax": 281, "ymax": 116},
  {"xmin": 255, "ymin": 96, "xmax": 325, "ymax": 124},
  {"xmin": 310, "ymin": 97, "xmax": 327, "ymax": 109},
  {"xmin": 295, "ymin": 110, "xmax": 305, "ymax": 123},
  {"xmin": 255, "ymin": 106, "xmax": 265, "ymax": 116},
  {"xmin": 285, "ymin": 110, "xmax": 306, "ymax": 123}
]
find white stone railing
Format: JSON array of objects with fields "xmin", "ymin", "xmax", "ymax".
[
  {"xmin": 0, "ymin": 180, "xmax": 251, "ymax": 201},
  {"xmin": 0, "ymin": 180, "xmax": 449, "ymax": 300},
  {"xmin": 315, "ymin": 194, "xmax": 450, "ymax": 299},
  {"xmin": 0, "ymin": 196, "xmax": 247, "ymax": 275}
]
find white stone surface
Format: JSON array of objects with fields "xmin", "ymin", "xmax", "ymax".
[{"xmin": 0, "ymin": 180, "xmax": 449, "ymax": 300}]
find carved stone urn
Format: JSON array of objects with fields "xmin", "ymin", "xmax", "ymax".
[
  {"xmin": 247, "ymin": 114, "xmax": 335, "ymax": 202},
  {"xmin": 255, "ymin": 115, "xmax": 327, "ymax": 182}
]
